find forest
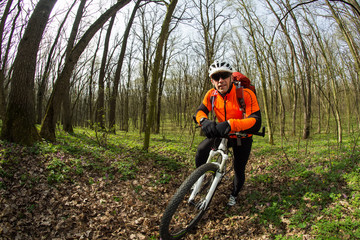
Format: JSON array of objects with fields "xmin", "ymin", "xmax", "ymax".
[{"xmin": 0, "ymin": 0, "xmax": 359, "ymax": 239}]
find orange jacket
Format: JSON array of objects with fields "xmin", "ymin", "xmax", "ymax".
[{"xmin": 195, "ymin": 83, "xmax": 261, "ymax": 133}]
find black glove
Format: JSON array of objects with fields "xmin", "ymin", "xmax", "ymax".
[
  {"xmin": 200, "ymin": 118, "xmax": 218, "ymax": 138},
  {"xmin": 216, "ymin": 121, "xmax": 231, "ymax": 137}
]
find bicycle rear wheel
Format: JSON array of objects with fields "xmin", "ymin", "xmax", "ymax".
[{"xmin": 159, "ymin": 162, "xmax": 219, "ymax": 240}]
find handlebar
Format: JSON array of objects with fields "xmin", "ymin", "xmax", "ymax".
[
  {"xmin": 194, "ymin": 123, "xmax": 266, "ymax": 138},
  {"xmin": 192, "ymin": 116, "xmax": 265, "ymax": 138},
  {"xmin": 231, "ymin": 127, "xmax": 266, "ymax": 138}
]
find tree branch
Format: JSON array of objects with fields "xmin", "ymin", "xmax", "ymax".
[{"xmin": 270, "ymin": 0, "xmax": 360, "ymax": 46}]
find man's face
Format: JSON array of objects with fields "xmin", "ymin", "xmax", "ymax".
[{"xmin": 211, "ymin": 72, "xmax": 233, "ymax": 94}]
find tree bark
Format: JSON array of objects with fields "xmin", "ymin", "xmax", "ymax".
[{"xmin": 1, "ymin": 0, "xmax": 57, "ymax": 145}]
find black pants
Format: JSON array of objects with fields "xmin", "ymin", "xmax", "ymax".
[{"xmin": 195, "ymin": 137, "xmax": 253, "ymax": 197}]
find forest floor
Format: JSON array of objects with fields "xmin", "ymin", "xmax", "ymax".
[{"xmin": 0, "ymin": 128, "xmax": 359, "ymax": 239}]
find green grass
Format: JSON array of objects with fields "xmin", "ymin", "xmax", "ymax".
[
  {"xmin": 0, "ymin": 126, "xmax": 203, "ymax": 188},
  {"xmin": 0, "ymin": 124, "xmax": 359, "ymax": 238},
  {"xmin": 35, "ymin": 127, "xmax": 202, "ymax": 185},
  {"xmin": 248, "ymin": 130, "xmax": 360, "ymax": 239}
]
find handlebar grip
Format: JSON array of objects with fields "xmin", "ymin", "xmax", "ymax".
[
  {"xmin": 253, "ymin": 127, "xmax": 265, "ymax": 137},
  {"xmin": 233, "ymin": 127, "xmax": 265, "ymax": 138}
]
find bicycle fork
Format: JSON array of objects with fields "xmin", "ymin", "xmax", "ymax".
[
  {"xmin": 188, "ymin": 138, "xmax": 228, "ymax": 210},
  {"xmin": 188, "ymin": 166, "xmax": 223, "ymax": 211}
]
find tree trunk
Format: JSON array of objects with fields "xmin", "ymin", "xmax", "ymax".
[
  {"xmin": 1, "ymin": 0, "xmax": 57, "ymax": 145},
  {"xmin": 62, "ymin": 0, "xmax": 87, "ymax": 133},
  {"xmin": 143, "ymin": 0, "xmax": 178, "ymax": 150},
  {"xmin": 88, "ymin": 33, "xmax": 103, "ymax": 128},
  {"xmin": 138, "ymin": 6, "xmax": 155, "ymax": 134},
  {"xmin": 286, "ymin": 1, "xmax": 312, "ymax": 139},
  {"xmin": 1, "ymin": 1, "xmax": 22, "ymax": 122},
  {"xmin": 124, "ymin": 49, "xmax": 133, "ymax": 132},
  {"xmin": 40, "ymin": 0, "xmax": 131, "ymax": 142},
  {"xmin": 268, "ymin": 46, "xmax": 286, "ymax": 137},
  {"xmin": 37, "ymin": 0, "xmax": 76, "ymax": 125},
  {"xmin": 326, "ymin": 0, "xmax": 360, "ymax": 130},
  {"xmin": 109, "ymin": 0, "xmax": 140, "ymax": 133},
  {"xmin": 155, "ymin": 36, "xmax": 172, "ymax": 133},
  {"xmin": 239, "ymin": 1, "xmax": 273, "ymax": 144},
  {"xmin": 266, "ymin": 0, "xmax": 300, "ymax": 137},
  {"xmin": 0, "ymin": 0, "xmax": 14, "ymax": 120},
  {"xmin": 95, "ymin": 14, "xmax": 115, "ymax": 130},
  {"xmin": 305, "ymin": 15, "xmax": 342, "ymax": 142}
]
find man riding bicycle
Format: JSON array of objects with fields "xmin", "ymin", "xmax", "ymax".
[{"xmin": 194, "ymin": 60, "xmax": 262, "ymax": 206}]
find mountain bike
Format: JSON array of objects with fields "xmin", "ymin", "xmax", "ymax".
[{"xmin": 159, "ymin": 127, "xmax": 265, "ymax": 240}]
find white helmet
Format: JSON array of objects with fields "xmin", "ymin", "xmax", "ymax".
[{"xmin": 208, "ymin": 60, "xmax": 234, "ymax": 77}]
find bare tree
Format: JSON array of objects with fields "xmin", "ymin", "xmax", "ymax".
[
  {"xmin": 1, "ymin": 0, "xmax": 58, "ymax": 145},
  {"xmin": 236, "ymin": 0, "xmax": 274, "ymax": 144},
  {"xmin": 37, "ymin": 0, "xmax": 77, "ymax": 124},
  {"xmin": 155, "ymin": 6, "xmax": 185, "ymax": 133},
  {"xmin": 61, "ymin": 0, "xmax": 87, "ymax": 133},
  {"xmin": 281, "ymin": 0, "xmax": 313, "ymax": 140},
  {"xmin": 267, "ymin": 0, "xmax": 301, "ymax": 136},
  {"xmin": 136, "ymin": 4, "xmax": 160, "ymax": 133},
  {"xmin": 122, "ymin": 38, "xmax": 137, "ymax": 132},
  {"xmin": 40, "ymin": 0, "xmax": 131, "ymax": 142},
  {"xmin": 109, "ymin": 0, "xmax": 142, "ymax": 133},
  {"xmin": 87, "ymin": 31, "xmax": 103, "ymax": 128},
  {"xmin": 304, "ymin": 13, "xmax": 343, "ymax": 142},
  {"xmin": 95, "ymin": 14, "xmax": 116, "ymax": 130},
  {"xmin": 0, "ymin": 0, "xmax": 15, "ymax": 120},
  {"xmin": 325, "ymin": 0, "xmax": 360, "ymax": 128},
  {"xmin": 252, "ymin": 8, "xmax": 286, "ymax": 137},
  {"xmin": 191, "ymin": 0, "xmax": 232, "ymax": 95},
  {"xmin": 143, "ymin": 0, "xmax": 179, "ymax": 150}
]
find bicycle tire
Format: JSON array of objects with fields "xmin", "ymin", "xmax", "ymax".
[{"xmin": 159, "ymin": 162, "xmax": 220, "ymax": 240}]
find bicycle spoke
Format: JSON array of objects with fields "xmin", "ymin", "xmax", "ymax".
[
  {"xmin": 167, "ymin": 167, "xmax": 216, "ymax": 236},
  {"xmin": 160, "ymin": 163, "xmax": 220, "ymax": 239}
]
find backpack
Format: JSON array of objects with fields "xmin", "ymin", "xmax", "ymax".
[
  {"xmin": 211, "ymin": 72, "xmax": 256, "ymax": 119},
  {"xmin": 232, "ymin": 72, "xmax": 256, "ymax": 95}
]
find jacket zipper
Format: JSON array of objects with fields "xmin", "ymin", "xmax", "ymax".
[{"xmin": 224, "ymin": 95, "xmax": 227, "ymax": 121}]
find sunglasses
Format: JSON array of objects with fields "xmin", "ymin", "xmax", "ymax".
[{"xmin": 211, "ymin": 72, "xmax": 232, "ymax": 81}]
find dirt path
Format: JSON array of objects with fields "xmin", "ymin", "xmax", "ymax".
[{"xmin": 0, "ymin": 143, "xmax": 282, "ymax": 240}]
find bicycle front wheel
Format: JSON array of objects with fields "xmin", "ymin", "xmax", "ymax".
[{"xmin": 159, "ymin": 162, "xmax": 220, "ymax": 240}]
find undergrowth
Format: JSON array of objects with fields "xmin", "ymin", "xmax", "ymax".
[
  {"xmin": 249, "ymin": 131, "xmax": 360, "ymax": 239},
  {"xmin": 0, "ymin": 126, "xmax": 359, "ymax": 238}
]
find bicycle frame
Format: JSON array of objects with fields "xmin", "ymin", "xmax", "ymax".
[
  {"xmin": 159, "ymin": 128, "xmax": 265, "ymax": 239},
  {"xmin": 188, "ymin": 137, "xmax": 229, "ymax": 210}
]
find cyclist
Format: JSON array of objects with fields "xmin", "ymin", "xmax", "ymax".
[{"xmin": 194, "ymin": 60, "xmax": 262, "ymax": 206}]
